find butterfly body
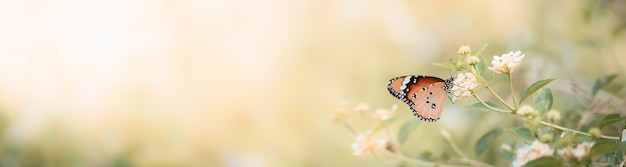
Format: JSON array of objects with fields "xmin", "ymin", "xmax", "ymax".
[{"xmin": 387, "ymin": 76, "xmax": 453, "ymax": 122}]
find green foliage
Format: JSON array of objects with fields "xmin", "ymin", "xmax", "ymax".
[
  {"xmin": 510, "ymin": 127, "xmax": 534, "ymax": 142},
  {"xmin": 588, "ymin": 142, "xmax": 626, "ymax": 158},
  {"xmin": 432, "ymin": 62, "xmax": 456, "ymax": 69},
  {"xmin": 467, "ymin": 101, "xmax": 500, "ymax": 112},
  {"xmin": 592, "ymin": 74, "xmax": 618, "ymax": 96},
  {"xmin": 533, "ymin": 88, "xmax": 553, "ymax": 114},
  {"xmin": 599, "ymin": 114, "xmax": 623, "ymax": 129},
  {"xmin": 471, "ymin": 43, "xmax": 489, "ymax": 56},
  {"xmin": 397, "ymin": 120, "xmax": 421, "ymax": 144},
  {"xmin": 475, "ymin": 128, "xmax": 504, "ymax": 156},
  {"xmin": 519, "ymin": 78, "xmax": 556, "ymax": 104},
  {"xmin": 522, "ymin": 157, "xmax": 561, "ymax": 167},
  {"xmin": 476, "ymin": 56, "xmax": 486, "ymax": 76}
]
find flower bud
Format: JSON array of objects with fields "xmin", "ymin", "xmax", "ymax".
[
  {"xmin": 540, "ymin": 133, "xmax": 553, "ymax": 143},
  {"xmin": 468, "ymin": 56, "xmax": 480, "ymax": 65},
  {"xmin": 440, "ymin": 129, "xmax": 452, "ymax": 141},
  {"xmin": 500, "ymin": 144, "xmax": 512, "ymax": 152},
  {"xmin": 458, "ymin": 45, "xmax": 471, "ymax": 55},
  {"xmin": 547, "ymin": 109, "xmax": 561, "ymax": 122},
  {"xmin": 517, "ymin": 105, "xmax": 536, "ymax": 117},
  {"xmin": 588, "ymin": 128, "xmax": 602, "ymax": 139}
]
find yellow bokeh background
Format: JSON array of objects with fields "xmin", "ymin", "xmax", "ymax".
[{"xmin": 0, "ymin": 0, "xmax": 624, "ymax": 166}]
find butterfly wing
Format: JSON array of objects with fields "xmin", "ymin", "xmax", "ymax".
[
  {"xmin": 410, "ymin": 82, "xmax": 447, "ymax": 122},
  {"xmin": 387, "ymin": 76, "xmax": 449, "ymax": 122}
]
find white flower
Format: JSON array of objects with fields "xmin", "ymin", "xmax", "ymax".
[
  {"xmin": 488, "ymin": 51, "xmax": 525, "ymax": 74},
  {"xmin": 371, "ymin": 104, "xmax": 397, "ymax": 122},
  {"xmin": 351, "ymin": 130, "xmax": 387, "ymax": 156},
  {"xmin": 458, "ymin": 45, "xmax": 471, "ymax": 55},
  {"xmin": 557, "ymin": 141, "xmax": 594, "ymax": 162},
  {"xmin": 451, "ymin": 72, "xmax": 480, "ymax": 102},
  {"xmin": 512, "ymin": 141, "xmax": 554, "ymax": 167},
  {"xmin": 353, "ymin": 103, "xmax": 370, "ymax": 114},
  {"xmin": 547, "ymin": 109, "xmax": 561, "ymax": 122},
  {"xmin": 517, "ymin": 105, "xmax": 536, "ymax": 117}
]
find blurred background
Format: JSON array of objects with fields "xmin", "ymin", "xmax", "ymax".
[{"xmin": 0, "ymin": 0, "xmax": 625, "ymax": 166}]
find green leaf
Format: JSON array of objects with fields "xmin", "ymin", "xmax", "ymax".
[
  {"xmin": 511, "ymin": 127, "xmax": 534, "ymax": 142},
  {"xmin": 588, "ymin": 142, "xmax": 626, "ymax": 158},
  {"xmin": 373, "ymin": 118, "xmax": 397, "ymax": 133},
  {"xmin": 467, "ymin": 101, "xmax": 500, "ymax": 112},
  {"xmin": 613, "ymin": 23, "xmax": 626, "ymax": 38},
  {"xmin": 475, "ymin": 128, "xmax": 504, "ymax": 156},
  {"xmin": 592, "ymin": 74, "xmax": 618, "ymax": 96},
  {"xmin": 471, "ymin": 43, "xmax": 489, "ymax": 56},
  {"xmin": 600, "ymin": 114, "xmax": 623, "ymax": 129},
  {"xmin": 533, "ymin": 88, "xmax": 553, "ymax": 114},
  {"xmin": 519, "ymin": 78, "xmax": 556, "ymax": 104},
  {"xmin": 521, "ymin": 157, "xmax": 561, "ymax": 167},
  {"xmin": 499, "ymin": 142, "xmax": 514, "ymax": 160},
  {"xmin": 397, "ymin": 120, "xmax": 422, "ymax": 144},
  {"xmin": 476, "ymin": 56, "xmax": 486, "ymax": 76},
  {"xmin": 433, "ymin": 62, "xmax": 457, "ymax": 69},
  {"xmin": 415, "ymin": 151, "xmax": 436, "ymax": 162}
]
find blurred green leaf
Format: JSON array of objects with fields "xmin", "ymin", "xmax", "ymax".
[
  {"xmin": 519, "ymin": 78, "xmax": 556, "ymax": 104},
  {"xmin": 433, "ymin": 62, "xmax": 456, "ymax": 69},
  {"xmin": 397, "ymin": 119, "xmax": 422, "ymax": 144},
  {"xmin": 521, "ymin": 157, "xmax": 561, "ymax": 167},
  {"xmin": 416, "ymin": 151, "xmax": 436, "ymax": 162},
  {"xmin": 467, "ymin": 101, "xmax": 500, "ymax": 112},
  {"xmin": 471, "ymin": 43, "xmax": 489, "ymax": 56},
  {"xmin": 476, "ymin": 56, "xmax": 486, "ymax": 76},
  {"xmin": 511, "ymin": 127, "xmax": 534, "ymax": 142},
  {"xmin": 499, "ymin": 142, "xmax": 514, "ymax": 160},
  {"xmin": 592, "ymin": 74, "xmax": 618, "ymax": 96},
  {"xmin": 475, "ymin": 128, "xmax": 504, "ymax": 156},
  {"xmin": 373, "ymin": 118, "xmax": 397, "ymax": 133},
  {"xmin": 599, "ymin": 114, "xmax": 623, "ymax": 129},
  {"xmin": 588, "ymin": 142, "xmax": 626, "ymax": 158},
  {"xmin": 613, "ymin": 24, "xmax": 626, "ymax": 37},
  {"xmin": 533, "ymin": 88, "xmax": 553, "ymax": 114}
]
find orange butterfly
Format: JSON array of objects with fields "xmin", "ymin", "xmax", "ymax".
[{"xmin": 387, "ymin": 76, "xmax": 453, "ymax": 122}]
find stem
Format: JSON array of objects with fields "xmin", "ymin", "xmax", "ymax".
[
  {"xmin": 484, "ymin": 85, "xmax": 516, "ymax": 111},
  {"xmin": 444, "ymin": 134, "xmax": 469, "ymax": 159},
  {"xmin": 539, "ymin": 121, "xmax": 620, "ymax": 140},
  {"xmin": 344, "ymin": 120, "xmax": 360, "ymax": 136},
  {"xmin": 507, "ymin": 73, "xmax": 518, "ymax": 109},
  {"xmin": 449, "ymin": 158, "xmax": 495, "ymax": 167},
  {"xmin": 378, "ymin": 149, "xmax": 466, "ymax": 167},
  {"xmin": 473, "ymin": 94, "xmax": 511, "ymax": 113}
]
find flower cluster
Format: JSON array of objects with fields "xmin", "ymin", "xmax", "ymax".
[
  {"xmin": 488, "ymin": 51, "xmax": 525, "ymax": 74},
  {"xmin": 512, "ymin": 141, "xmax": 554, "ymax": 167},
  {"xmin": 351, "ymin": 130, "xmax": 388, "ymax": 156},
  {"xmin": 450, "ymin": 72, "xmax": 480, "ymax": 102},
  {"xmin": 517, "ymin": 105, "xmax": 536, "ymax": 117},
  {"xmin": 371, "ymin": 104, "xmax": 397, "ymax": 122},
  {"xmin": 353, "ymin": 103, "xmax": 370, "ymax": 114},
  {"xmin": 557, "ymin": 141, "xmax": 594, "ymax": 162}
]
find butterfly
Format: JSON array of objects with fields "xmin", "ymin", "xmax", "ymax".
[{"xmin": 387, "ymin": 76, "xmax": 454, "ymax": 122}]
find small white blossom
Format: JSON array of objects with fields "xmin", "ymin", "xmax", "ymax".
[
  {"xmin": 353, "ymin": 103, "xmax": 370, "ymax": 114},
  {"xmin": 547, "ymin": 109, "xmax": 561, "ymax": 122},
  {"xmin": 458, "ymin": 45, "xmax": 471, "ymax": 55},
  {"xmin": 371, "ymin": 104, "xmax": 397, "ymax": 122},
  {"xmin": 557, "ymin": 141, "xmax": 594, "ymax": 162},
  {"xmin": 512, "ymin": 141, "xmax": 554, "ymax": 167},
  {"xmin": 468, "ymin": 56, "xmax": 480, "ymax": 65},
  {"xmin": 351, "ymin": 130, "xmax": 387, "ymax": 156},
  {"xmin": 517, "ymin": 105, "xmax": 535, "ymax": 117},
  {"xmin": 451, "ymin": 72, "xmax": 480, "ymax": 102},
  {"xmin": 488, "ymin": 51, "xmax": 525, "ymax": 74}
]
